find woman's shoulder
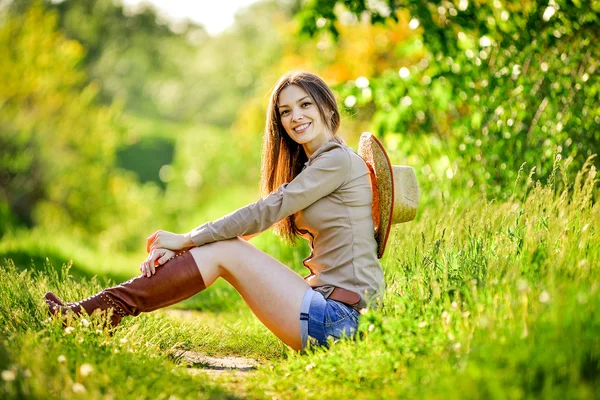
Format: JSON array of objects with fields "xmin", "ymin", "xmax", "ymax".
[{"xmin": 306, "ymin": 140, "xmax": 353, "ymax": 167}]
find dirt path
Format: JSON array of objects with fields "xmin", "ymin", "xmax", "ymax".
[
  {"xmin": 172, "ymin": 349, "xmax": 259, "ymax": 375},
  {"xmin": 164, "ymin": 308, "xmax": 262, "ymax": 388}
]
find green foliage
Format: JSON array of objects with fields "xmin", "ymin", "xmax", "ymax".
[
  {"xmin": 298, "ymin": 0, "xmax": 600, "ymax": 197},
  {"xmin": 0, "ymin": 3, "xmax": 185, "ymax": 251},
  {"xmin": 244, "ymin": 147, "xmax": 600, "ymax": 399},
  {"xmin": 0, "ymin": 262, "xmax": 253, "ymax": 399},
  {"xmin": 1, "ymin": 0, "xmax": 296, "ymax": 248},
  {"xmin": 116, "ymin": 135, "xmax": 175, "ymax": 188},
  {"xmin": 0, "ymin": 4, "xmax": 124, "ymax": 233},
  {"xmin": 1, "ymin": 1, "xmax": 599, "ymax": 397},
  {"xmin": 174, "ymin": 0, "xmax": 289, "ymax": 126},
  {"xmin": 1, "ymin": 157, "xmax": 598, "ymax": 399},
  {"xmin": 8, "ymin": 0, "xmax": 206, "ymax": 121}
]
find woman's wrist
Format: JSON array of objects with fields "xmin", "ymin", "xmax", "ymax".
[{"xmin": 182, "ymin": 232, "xmax": 194, "ymax": 248}]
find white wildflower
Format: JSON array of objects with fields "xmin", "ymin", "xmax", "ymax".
[
  {"xmin": 80, "ymin": 364, "xmax": 93, "ymax": 377},
  {"xmin": 65, "ymin": 326, "xmax": 75, "ymax": 334},
  {"xmin": 57, "ymin": 355, "xmax": 67, "ymax": 363},
  {"xmin": 72, "ymin": 383, "xmax": 86, "ymax": 393},
  {"xmin": 517, "ymin": 279, "xmax": 528, "ymax": 292},
  {"xmin": 1, "ymin": 370, "xmax": 16, "ymax": 381},
  {"xmin": 539, "ymin": 291, "xmax": 551, "ymax": 303},
  {"xmin": 441, "ymin": 311, "xmax": 451, "ymax": 325}
]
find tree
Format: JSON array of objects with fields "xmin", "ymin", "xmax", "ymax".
[
  {"xmin": 0, "ymin": 4, "xmax": 131, "ymax": 236},
  {"xmin": 295, "ymin": 0, "xmax": 600, "ymax": 196}
]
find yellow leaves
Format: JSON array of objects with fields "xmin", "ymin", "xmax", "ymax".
[
  {"xmin": 58, "ymin": 39, "xmax": 85, "ymax": 60},
  {"xmin": 0, "ymin": 4, "xmax": 85, "ymax": 105},
  {"xmin": 276, "ymin": 9, "xmax": 425, "ymax": 86},
  {"xmin": 0, "ymin": 4, "xmax": 130, "ymax": 237}
]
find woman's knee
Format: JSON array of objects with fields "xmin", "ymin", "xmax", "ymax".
[
  {"xmin": 205, "ymin": 237, "xmax": 248, "ymax": 254},
  {"xmin": 189, "ymin": 238, "xmax": 248, "ymax": 267}
]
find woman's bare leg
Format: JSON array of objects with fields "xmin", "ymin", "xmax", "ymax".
[{"xmin": 189, "ymin": 238, "xmax": 310, "ymax": 351}]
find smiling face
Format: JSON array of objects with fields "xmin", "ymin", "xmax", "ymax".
[{"xmin": 277, "ymin": 84, "xmax": 333, "ymax": 157}]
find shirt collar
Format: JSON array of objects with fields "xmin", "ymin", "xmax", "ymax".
[{"xmin": 305, "ymin": 136, "xmax": 347, "ymax": 165}]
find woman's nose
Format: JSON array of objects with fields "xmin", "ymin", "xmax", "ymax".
[{"xmin": 292, "ymin": 109, "xmax": 304, "ymax": 121}]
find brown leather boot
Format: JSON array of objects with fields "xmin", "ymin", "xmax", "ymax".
[
  {"xmin": 45, "ymin": 250, "xmax": 205, "ymax": 328},
  {"xmin": 44, "ymin": 292, "xmax": 64, "ymax": 306}
]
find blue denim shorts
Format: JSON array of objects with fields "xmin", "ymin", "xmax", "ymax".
[{"xmin": 299, "ymin": 287, "xmax": 361, "ymax": 349}]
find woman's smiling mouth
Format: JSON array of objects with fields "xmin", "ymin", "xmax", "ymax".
[{"xmin": 294, "ymin": 122, "xmax": 311, "ymax": 133}]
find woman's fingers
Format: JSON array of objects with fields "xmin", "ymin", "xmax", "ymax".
[
  {"xmin": 140, "ymin": 248, "xmax": 174, "ymax": 277},
  {"xmin": 148, "ymin": 249, "xmax": 168, "ymax": 276},
  {"xmin": 157, "ymin": 251, "xmax": 174, "ymax": 265},
  {"xmin": 141, "ymin": 253, "xmax": 153, "ymax": 277},
  {"xmin": 144, "ymin": 250, "xmax": 155, "ymax": 276}
]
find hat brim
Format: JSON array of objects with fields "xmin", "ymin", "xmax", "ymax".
[{"xmin": 358, "ymin": 132, "xmax": 394, "ymax": 259}]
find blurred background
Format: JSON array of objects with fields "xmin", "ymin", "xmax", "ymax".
[{"xmin": 0, "ymin": 0, "xmax": 598, "ymax": 275}]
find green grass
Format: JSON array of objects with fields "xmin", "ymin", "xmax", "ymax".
[{"xmin": 1, "ymin": 162, "xmax": 599, "ymax": 399}]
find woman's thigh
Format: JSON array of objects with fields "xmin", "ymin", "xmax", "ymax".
[{"xmin": 189, "ymin": 238, "xmax": 310, "ymax": 350}]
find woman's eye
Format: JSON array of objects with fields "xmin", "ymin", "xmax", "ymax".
[
  {"xmin": 302, "ymin": 102, "xmax": 311, "ymax": 107},
  {"xmin": 280, "ymin": 109, "xmax": 290, "ymax": 115}
]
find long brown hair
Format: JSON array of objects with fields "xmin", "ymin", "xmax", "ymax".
[{"xmin": 261, "ymin": 71, "xmax": 341, "ymax": 244}]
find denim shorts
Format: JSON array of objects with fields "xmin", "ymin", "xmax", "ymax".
[{"xmin": 299, "ymin": 287, "xmax": 361, "ymax": 349}]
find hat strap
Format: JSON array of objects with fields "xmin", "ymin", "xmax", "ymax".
[{"xmin": 364, "ymin": 160, "xmax": 381, "ymax": 232}]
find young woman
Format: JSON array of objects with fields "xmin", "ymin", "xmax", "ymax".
[{"xmin": 45, "ymin": 71, "xmax": 385, "ymax": 351}]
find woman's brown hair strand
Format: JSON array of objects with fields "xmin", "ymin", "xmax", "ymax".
[{"xmin": 260, "ymin": 71, "xmax": 341, "ymax": 244}]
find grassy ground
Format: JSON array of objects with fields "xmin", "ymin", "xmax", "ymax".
[{"xmin": 1, "ymin": 163, "xmax": 599, "ymax": 399}]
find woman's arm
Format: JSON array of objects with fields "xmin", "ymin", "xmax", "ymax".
[
  {"xmin": 240, "ymin": 230, "xmax": 264, "ymax": 241},
  {"xmin": 187, "ymin": 144, "xmax": 351, "ymax": 247}
]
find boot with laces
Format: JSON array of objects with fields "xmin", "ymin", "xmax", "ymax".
[{"xmin": 45, "ymin": 250, "xmax": 205, "ymax": 328}]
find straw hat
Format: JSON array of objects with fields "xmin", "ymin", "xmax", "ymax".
[{"xmin": 358, "ymin": 132, "xmax": 419, "ymax": 258}]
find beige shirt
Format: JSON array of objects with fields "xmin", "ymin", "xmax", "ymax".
[{"xmin": 189, "ymin": 139, "xmax": 384, "ymax": 309}]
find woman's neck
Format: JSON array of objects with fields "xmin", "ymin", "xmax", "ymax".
[{"xmin": 302, "ymin": 134, "xmax": 336, "ymax": 157}]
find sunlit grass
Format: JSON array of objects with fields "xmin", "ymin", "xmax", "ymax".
[
  {"xmin": 1, "ymin": 161, "xmax": 598, "ymax": 399},
  {"xmin": 243, "ymin": 159, "xmax": 599, "ymax": 399}
]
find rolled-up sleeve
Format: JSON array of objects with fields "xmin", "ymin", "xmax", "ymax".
[{"xmin": 189, "ymin": 145, "xmax": 351, "ymax": 246}]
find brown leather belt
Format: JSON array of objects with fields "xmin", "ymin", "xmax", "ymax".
[{"xmin": 328, "ymin": 287, "xmax": 362, "ymax": 312}]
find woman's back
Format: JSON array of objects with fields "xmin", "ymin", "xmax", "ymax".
[{"xmin": 294, "ymin": 139, "xmax": 383, "ymax": 310}]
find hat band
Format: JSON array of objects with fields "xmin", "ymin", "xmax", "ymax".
[{"xmin": 364, "ymin": 160, "xmax": 381, "ymax": 232}]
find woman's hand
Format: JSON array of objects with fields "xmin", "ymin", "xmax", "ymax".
[
  {"xmin": 140, "ymin": 248, "xmax": 175, "ymax": 277},
  {"xmin": 146, "ymin": 230, "xmax": 193, "ymax": 253}
]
